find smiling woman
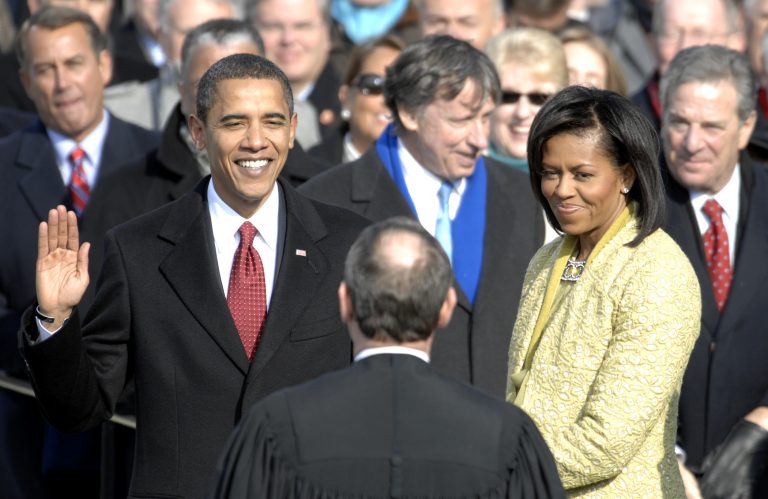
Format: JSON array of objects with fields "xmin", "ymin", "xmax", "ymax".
[{"xmin": 507, "ymin": 85, "xmax": 702, "ymax": 498}]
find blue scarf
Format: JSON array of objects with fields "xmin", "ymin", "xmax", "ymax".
[
  {"xmin": 375, "ymin": 125, "xmax": 486, "ymax": 304},
  {"xmin": 331, "ymin": 0, "xmax": 409, "ymax": 44}
]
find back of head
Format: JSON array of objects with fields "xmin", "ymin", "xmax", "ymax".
[
  {"xmin": 660, "ymin": 44, "xmax": 756, "ymax": 124},
  {"xmin": 196, "ymin": 53, "xmax": 294, "ymax": 124},
  {"xmin": 343, "ymin": 217, "xmax": 452, "ymax": 343},
  {"xmin": 180, "ymin": 19, "xmax": 265, "ymax": 80},
  {"xmin": 527, "ymin": 86, "xmax": 665, "ymax": 246},
  {"xmin": 384, "ymin": 35, "xmax": 500, "ymax": 130}
]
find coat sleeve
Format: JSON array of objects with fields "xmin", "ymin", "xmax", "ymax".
[
  {"xmin": 543, "ymin": 244, "xmax": 701, "ymax": 488},
  {"xmin": 19, "ymin": 230, "xmax": 132, "ymax": 431},
  {"xmin": 506, "ymin": 413, "xmax": 567, "ymax": 499}
]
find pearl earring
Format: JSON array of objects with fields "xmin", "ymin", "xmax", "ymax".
[
  {"xmin": 622, "ymin": 187, "xmax": 630, "ymax": 194},
  {"xmin": 340, "ymin": 109, "xmax": 351, "ymax": 120}
]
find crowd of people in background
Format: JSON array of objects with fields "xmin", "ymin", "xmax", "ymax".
[{"xmin": 1, "ymin": 0, "xmax": 767, "ymax": 498}]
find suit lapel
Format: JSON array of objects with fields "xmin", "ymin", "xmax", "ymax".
[
  {"xmin": 351, "ymin": 153, "xmax": 473, "ymax": 312},
  {"xmin": 158, "ymin": 182, "xmax": 250, "ymax": 374},
  {"xmin": 721, "ymin": 161, "xmax": 768, "ymax": 324},
  {"xmin": 248, "ymin": 182, "xmax": 331, "ymax": 378},
  {"xmin": 16, "ymin": 124, "xmax": 68, "ymax": 221},
  {"xmin": 665, "ymin": 179, "xmax": 719, "ymax": 334}
]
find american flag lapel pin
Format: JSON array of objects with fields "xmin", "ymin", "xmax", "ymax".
[{"xmin": 295, "ymin": 249, "xmax": 307, "ymax": 257}]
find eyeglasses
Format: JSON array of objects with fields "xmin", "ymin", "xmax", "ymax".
[
  {"xmin": 352, "ymin": 74, "xmax": 385, "ymax": 96},
  {"xmin": 501, "ymin": 91, "xmax": 551, "ymax": 106}
]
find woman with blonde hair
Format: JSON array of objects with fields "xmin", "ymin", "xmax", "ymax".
[{"xmin": 485, "ymin": 27, "xmax": 568, "ymax": 172}]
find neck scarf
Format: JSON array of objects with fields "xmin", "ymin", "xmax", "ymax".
[{"xmin": 375, "ymin": 124, "xmax": 486, "ymax": 303}]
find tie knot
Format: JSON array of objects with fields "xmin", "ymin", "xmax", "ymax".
[
  {"xmin": 702, "ymin": 199, "xmax": 723, "ymax": 221},
  {"xmin": 69, "ymin": 146, "xmax": 86, "ymax": 165},
  {"xmin": 238, "ymin": 221, "xmax": 257, "ymax": 247}
]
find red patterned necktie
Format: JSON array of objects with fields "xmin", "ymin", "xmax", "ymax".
[
  {"xmin": 227, "ymin": 222, "xmax": 267, "ymax": 361},
  {"xmin": 68, "ymin": 146, "xmax": 90, "ymax": 215},
  {"xmin": 702, "ymin": 199, "xmax": 732, "ymax": 312}
]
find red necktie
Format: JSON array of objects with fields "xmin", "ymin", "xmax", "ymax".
[
  {"xmin": 227, "ymin": 222, "xmax": 267, "ymax": 361},
  {"xmin": 702, "ymin": 199, "xmax": 732, "ymax": 312},
  {"xmin": 68, "ymin": 146, "xmax": 90, "ymax": 215}
]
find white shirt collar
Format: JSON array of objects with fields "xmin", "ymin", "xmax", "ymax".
[
  {"xmin": 397, "ymin": 136, "xmax": 466, "ymax": 234},
  {"xmin": 342, "ymin": 132, "xmax": 362, "ymax": 163},
  {"xmin": 47, "ymin": 109, "xmax": 110, "ymax": 186},
  {"xmin": 354, "ymin": 346, "xmax": 430, "ymax": 363},
  {"xmin": 207, "ymin": 178, "xmax": 281, "ymax": 306},
  {"xmin": 689, "ymin": 163, "xmax": 741, "ymax": 265}
]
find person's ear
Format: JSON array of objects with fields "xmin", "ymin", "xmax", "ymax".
[
  {"xmin": 397, "ymin": 106, "xmax": 420, "ymax": 133},
  {"xmin": 98, "ymin": 49, "xmax": 113, "ymax": 87},
  {"xmin": 436, "ymin": 287, "xmax": 457, "ymax": 329},
  {"xmin": 338, "ymin": 282, "xmax": 353, "ymax": 323},
  {"xmin": 622, "ymin": 164, "xmax": 637, "ymax": 193},
  {"xmin": 187, "ymin": 114, "xmax": 206, "ymax": 151}
]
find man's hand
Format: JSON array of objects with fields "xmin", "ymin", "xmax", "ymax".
[
  {"xmin": 36, "ymin": 205, "xmax": 90, "ymax": 331},
  {"xmin": 678, "ymin": 458, "xmax": 704, "ymax": 499}
]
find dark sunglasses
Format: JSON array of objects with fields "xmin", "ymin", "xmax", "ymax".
[
  {"xmin": 501, "ymin": 91, "xmax": 551, "ymax": 106},
  {"xmin": 352, "ymin": 74, "xmax": 385, "ymax": 96}
]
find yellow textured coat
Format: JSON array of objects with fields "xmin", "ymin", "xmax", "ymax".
[{"xmin": 507, "ymin": 211, "xmax": 701, "ymax": 498}]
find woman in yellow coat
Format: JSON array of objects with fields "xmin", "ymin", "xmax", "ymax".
[{"xmin": 507, "ymin": 86, "xmax": 701, "ymax": 498}]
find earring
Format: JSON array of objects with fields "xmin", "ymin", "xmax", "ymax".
[
  {"xmin": 622, "ymin": 187, "xmax": 630, "ymax": 194},
  {"xmin": 340, "ymin": 109, "xmax": 351, "ymax": 120}
]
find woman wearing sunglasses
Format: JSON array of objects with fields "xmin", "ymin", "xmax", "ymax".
[
  {"xmin": 485, "ymin": 28, "xmax": 568, "ymax": 173},
  {"xmin": 309, "ymin": 35, "xmax": 404, "ymax": 167}
]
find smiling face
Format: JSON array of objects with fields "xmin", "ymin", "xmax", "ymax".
[
  {"xmin": 20, "ymin": 22, "xmax": 111, "ymax": 142},
  {"xmin": 398, "ymin": 78, "xmax": 494, "ymax": 182},
  {"xmin": 340, "ymin": 45, "xmax": 400, "ymax": 153},
  {"xmin": 540, "ymin": 132, "xmax": 634, "ymax": 254},
  {"xmin": 491, "ymin": 63, "xmax": 558, "ymax": 160},
  {"xmin": 662, "ymin": 80, "xmax": 755, "ymax": 195},
  {"xmin": 189, "ymin": 78, "xmax": 297, "ymax": 217}
]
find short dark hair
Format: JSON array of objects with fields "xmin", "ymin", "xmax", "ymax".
[
  {"xmin": 15, "ymin": 5, "xmax": 108, "ymax": 68},
  {"xmin": 196, "ymin": 53, "xmax": 294, "ymax": 124},
  {"xmin": 527, "ymin": 85, "xmax": 665, "ymax": 247},
  {"xmin": 343, "ymin": 217, "xmax": 453, "ymax": 343},
  {"xmin": 384, "ymin": 35, "xmax": 500, "ymax": 129},
  {"xmin": 180, "ymin": 19, "xmax": 265, "ymax": 81}
]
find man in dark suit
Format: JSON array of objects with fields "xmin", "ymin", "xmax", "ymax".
[
  {"xmin": 19, "ymin": 53, "xmax": 369, "ymax": 499},
  {"xmin": 300, "ymin": 35, "xmax": 544, "ymax": 399},
  {"xmin": 660, "ymin": 45, "xmax": 768, "ymax": 499},
  {"xmin": 0, "ymin": 7, "xmax": 159, "ymax": 498},
  {"xmin": 211, "ymin": 217, "xmax": 565, "ymax": 499},
  {"xmin": 89, "ymin": 18, "xmax": 326, "ymax": 242}
]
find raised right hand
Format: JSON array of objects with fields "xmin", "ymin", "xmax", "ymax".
[{"xmin": 36, "ymin": 205, "xmax": 90, "ymax": 331}]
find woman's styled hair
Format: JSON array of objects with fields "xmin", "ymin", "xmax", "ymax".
[{"xmin": 527, "ymin": 85, "xmax": 665, "ymax": 247}]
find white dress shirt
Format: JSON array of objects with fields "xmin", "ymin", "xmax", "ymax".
[
  {"xmin": 208, "ymin": 180, "xmax": 280, "ymax": 310},
  {"xmin": 37, "ymin": 178, "xmax": 282, "ymax": 339},
  {"xmin": 398, "ymin": 138, "xmax": 466, "ymax": 237},
  {"xmin": 689, "ymin": 165, "xmax": 741, "ymax": 267},
  {"xmin": 354, "ymin": 345, "xmax": 430, "ymax": 363},
  {"xmin": 47, "ymin": 110, "xmax": 110, "ymax": 188}
]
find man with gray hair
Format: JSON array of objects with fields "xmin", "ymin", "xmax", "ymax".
[
  {"xmin": 631, "ymin": 0, "xmax": 744, "ymax": 130},
  {"xmin": 211, "ymin": 217, "xmax": 564, "ymax": 498},
  {"xmin": 660, "ymin": 44, "xmax": 768, "ymax": 498},
  {"xmin": 301, "ymin": 35, "xmax": 544, "ymax": 399}
]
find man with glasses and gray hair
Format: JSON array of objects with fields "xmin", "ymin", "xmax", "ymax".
[{"xmin": 300, "ymin": 35, "xmax": 544, "ymax": 400}]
